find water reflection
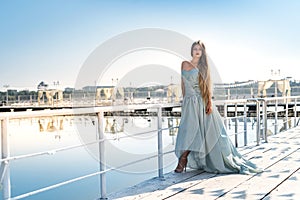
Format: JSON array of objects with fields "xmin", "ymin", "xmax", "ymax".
[
  {"xmin": 0, "ymin": 115, "xmax": 182, "ymax": 200},
  {"xmin": 168, "ymin": 117, "xmax": 179, "ymax": 136},
  {"xmin": 104, "ymin": 117, "xmax": 127, "ymax": 133},
  {"xmin": 37, "ymin": 117, "xmax": 65, "ymax": 141},
  {"xmin": 38, "ymin": 117, "xmax": 64, "ymax": 132}
]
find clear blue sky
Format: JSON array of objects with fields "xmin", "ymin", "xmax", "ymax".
[{"xmin": 1, "ymin": 0, "xmax": 300, "ymax": 90}]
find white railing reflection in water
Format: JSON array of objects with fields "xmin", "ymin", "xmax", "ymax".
[{"xmin": 0, "ymin": 96, "xmax": 299, "ymax": 200}]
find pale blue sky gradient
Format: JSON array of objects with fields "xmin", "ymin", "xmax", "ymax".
[{"xmin": 1, "ymin": 0, "xmax": 299, "ymax": 90}]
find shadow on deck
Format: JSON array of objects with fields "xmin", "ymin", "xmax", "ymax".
[{"xmin": 108, "ymin": 126, "xmax": 300, "ymax": 200}]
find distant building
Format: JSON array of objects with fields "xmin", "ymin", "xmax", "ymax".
[
  {"xmin": 82, "ymin": 86, "xmax": 97, "ymax": 92},
  {"xmin": 64, "ymin": 87, "xmax": 75, "ymax": 93},
  {"xmin": 8, "ymin": 89, "xmax": 18, "ymax": 96},
  {"xmin": 37, "ymin": 81, "xmax": 49, "ymax": 90},
  {"xmin": 82, "ymin": 85, "xmax": 114, "ymax": 92}
]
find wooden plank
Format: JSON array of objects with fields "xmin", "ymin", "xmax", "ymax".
[
  {"xmin": 135, "ymin": 143, "xmax": 273, "ymax": 200},
  {"xmin": 262, "ymin": 169, "xmax": 300, "ymax": 200},
  {"xmin": 108, "ymin": 129, "xmax": 300, "ymax": 200},
  {"xmin": 230, "ymin": 126, "xmax": 300, "ymax": 157},
  {"xmin": 142, "ymin": 137, "xmax": 299, "ymax": 200},
  {"xmin": 165, "ymin": 173, "xmax": 249, "ymax": 200},
  {"xmin": 164, "ymin": 142, "xmax": 299, "ymax": 200},
  {"xmin": 217, "ymin": 150, "xmax": 300, "ymax": 200},
  {"xmin": 110, "ymin": 141, "xmax": 277, "ymax": 200},
  {"xmin": 108, "ymin": 170, "xmax": 204, "ymax": 200},
  {"xmin": 165, "ymin": 149, "xmax": 300, "ymax": 200},
  {"xmin": 242, "ymin": 129, "xmax": 300, "ymax": 162},
  {"xmin": 141, "ymin": 172, "xmax": 217, "ymax": 200}
]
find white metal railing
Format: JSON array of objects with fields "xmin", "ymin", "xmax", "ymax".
[
  {"xmin": 0, "ymin": 103, "xmax": 180, "ymax": 200},
  {"xmin": 0, "ymin": 96, "xmax": 299, "ymax": 200},
  {"xmin": 215, "ymin": 96, "xmax": 300, "ymax": 146},
  {"xmin": 4, "ymin": 85, "xmax": 300, "ymax": 107},
  {"xmin": 0, "ymin": 90, "xmax": 179, "ymax": 107}
]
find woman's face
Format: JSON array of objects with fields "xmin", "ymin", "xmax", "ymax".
[{"xmin": 192, "ymin": 44, "xmax": 202, "ymax": 58}]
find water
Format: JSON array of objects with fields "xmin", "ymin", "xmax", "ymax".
[
  {"xmin": 0, "ymin": 116, "xmax": 178, "ymax": 200},
  {"xmin": 0, "ymin": 115, "xmax": 290, "ymax": 200}
]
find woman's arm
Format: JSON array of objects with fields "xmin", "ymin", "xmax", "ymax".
[
  {"xmin": 206, "ymin": 99, "xmax": 212, "ymax": 114},
  {"xmin": 181, "ymin": 77, "xmax": 185, "ymax": 97},
  {"xmin": 181, "ymin": 61, "xmax": 188, "ymax": 97}
]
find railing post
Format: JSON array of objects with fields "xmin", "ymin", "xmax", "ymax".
[
  {"xmin": 234, "ymin": 103, "xmax": 238, "ymax": 147},
  {"xmin": 1, "ymin": 118, "xmax": 11, "ymax": 200},
  {"xmin": 243, "ymin": 102, "xmax": 247, "ymax": 146},
  {"xmin": 97, "ymin": 112, "xmax": 107, "ymax": 200},
  {"xmin": 275, "ymin": 99, "xmax": 278, "ymax": 134},
  {"xmin": 263, "ymin": 100, "xmax": 268, "ymax": 143},
  {"xmin": 294, "ymin": 97, "xmax": 297, "ymax": 127},
  {"xmin": 157, "ymin": 106, "xmax": 164, "ymax": 179},
  {"xmin": 285, "ymin": 98, "xmax": 288, "ymax": 130},
  {"xmin": 256, "ymin": 101, "xmax": 260, "ymax": 146},
  {"xmin": 224, "ymin": 103, "xmax": 228, "ymax": 130}
]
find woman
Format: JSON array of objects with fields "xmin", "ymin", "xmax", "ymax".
[{"xmin": 174, "ymin": 40, "xmax": 262, "ymax": 174}]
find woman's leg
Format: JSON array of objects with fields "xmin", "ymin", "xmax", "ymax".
[{"xmin": 174, "ymin": 150, "xmax": 190, "ymax": 173}]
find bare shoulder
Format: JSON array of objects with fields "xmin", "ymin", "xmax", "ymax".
[{"xmin": 181, "ymin": 61, "xmax": 190, "ymax": 70}]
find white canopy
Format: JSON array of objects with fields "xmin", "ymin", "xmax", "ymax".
[{"xmin": 257, "ymin": 79, "xmax": 290, "ymax": 97}]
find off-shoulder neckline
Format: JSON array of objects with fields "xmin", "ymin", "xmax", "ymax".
[{"xmin": 182, "ymin": 68, "xmax": 198, "ymax": 72}]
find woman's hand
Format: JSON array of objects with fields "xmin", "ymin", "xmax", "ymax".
[{"xmin": 206, "ymin": 100, "xmax": 213, "ymax": 114}]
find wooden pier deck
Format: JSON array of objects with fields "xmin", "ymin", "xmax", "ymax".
[{"xmin": 108, "ymin": 126, "xmax": 300, "ymax": 200}]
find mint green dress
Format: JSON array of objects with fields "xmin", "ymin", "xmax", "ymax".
[{"xmin": 175, "ymin": 68, "xmax": 262, "ymax": 174}]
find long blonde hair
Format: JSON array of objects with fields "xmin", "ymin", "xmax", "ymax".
[{"xmin": 191, "ymin": 40, "xmax": 212, "ymax": 104}]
